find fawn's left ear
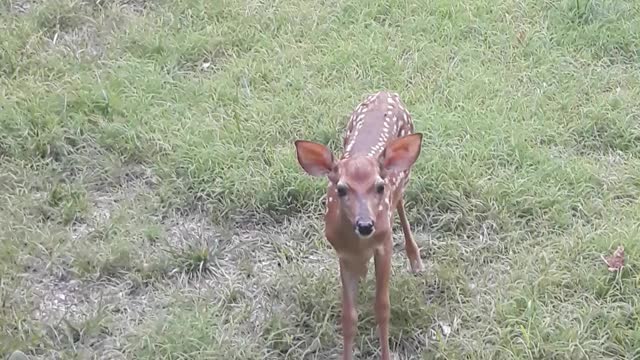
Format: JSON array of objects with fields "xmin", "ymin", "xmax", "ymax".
[
  {"xmin": 294, "ymin": 140, "xmax": 336, "ymax": 177},
  {"xmin": 380, "ymin": 133, "xmax": 423, "ymax": 172}
]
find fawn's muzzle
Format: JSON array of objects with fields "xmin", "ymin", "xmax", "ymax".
[{"xmin": 355, "ymin": 219, "xmax": 375, "ymax": 237}]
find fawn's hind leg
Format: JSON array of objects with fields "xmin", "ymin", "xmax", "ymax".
[{"xmin": 396, "ymin": 198, "xmax": 424, "ymax": 273}]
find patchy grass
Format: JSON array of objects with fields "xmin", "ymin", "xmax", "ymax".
[{"xmin": 1, "ymin": 0, "xmax": 640, "ymax": 358}]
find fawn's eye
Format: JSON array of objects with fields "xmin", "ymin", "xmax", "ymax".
[
  {"xmin": 375, "ymin": 182, "xmax": 385, "ymax": 194},
  {"xmin": 336, "ymin": 184, "xmax": 348, "ymax": 197}
]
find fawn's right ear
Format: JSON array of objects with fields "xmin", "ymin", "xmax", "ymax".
[{"xmin": 294, "ymin": 140, "xmax": 335, "ymax": 177}]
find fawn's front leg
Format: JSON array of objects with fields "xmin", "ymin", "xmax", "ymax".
[
  {"xmin": 374, "ymin": 241, "xmax": 392, "ymax": 360},
  {"xmin": 339, "ymin": 259, "xmax": 361, "ymax": 360}
]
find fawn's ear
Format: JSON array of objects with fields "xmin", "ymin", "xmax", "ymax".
[
  {"xmin": 294, "ymin": 140, "xmax": 336, "ymax": 177},
  {"xmin": 381, "ymin": 133, "xmax": 423, "ymax": 172}
]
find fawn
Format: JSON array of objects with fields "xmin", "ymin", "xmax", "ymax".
[{"xmin": 294, "ymin": 91, "xmax": 424, "ymax": 360}]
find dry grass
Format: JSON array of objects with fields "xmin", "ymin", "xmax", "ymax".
[{"xmin": 1, "ymin": 0, "xmax": 640, "ymax": 359}]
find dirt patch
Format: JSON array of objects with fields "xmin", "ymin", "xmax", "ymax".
[
  {"xmin": 25, "ymin": 274, "xmax": 159, "ymax": 359},
  {"xmin": 43, "ymin": 24, "xmax": 106, "ymax": 60}
]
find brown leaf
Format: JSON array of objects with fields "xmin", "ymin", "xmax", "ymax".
[{"xmin": 601, "ymin": 245, "xmax": 625, "ymax": 272}]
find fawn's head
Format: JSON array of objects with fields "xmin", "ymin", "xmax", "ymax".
[{"xmin": 294, "ymin": 133, "xmax": 422, "ymax": 238}]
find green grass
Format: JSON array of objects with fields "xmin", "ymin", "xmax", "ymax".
[{"xmin": 1, "ymin": 0, "xmax": 640, "ymax": 358}]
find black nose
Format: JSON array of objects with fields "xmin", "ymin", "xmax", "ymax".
[{"xmin": 356, "ymin": 220, "xmax": 375, "ymax": 236}]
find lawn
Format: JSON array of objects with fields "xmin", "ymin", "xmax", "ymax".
[{"xmin": 1, "ymin": 0, "xmax": 639, "ymax": 358}]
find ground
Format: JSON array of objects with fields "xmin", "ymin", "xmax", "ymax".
[{"xmin": 1, "ymin": 0, "xmax": 639, "ymax": 359}]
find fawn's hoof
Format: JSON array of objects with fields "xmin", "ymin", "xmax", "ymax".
[{"xmin": 409, "ymin": 258, "xmax": 424, "ymax": 274}]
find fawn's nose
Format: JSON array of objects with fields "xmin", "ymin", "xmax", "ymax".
[{"xmin": 355, "ymin": 219, "xmax": 375, "ymax": 237}]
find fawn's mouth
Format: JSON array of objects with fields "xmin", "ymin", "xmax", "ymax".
[{"xmin": 354, "ymin": 224, "xmax": 375, "ymax": 239}]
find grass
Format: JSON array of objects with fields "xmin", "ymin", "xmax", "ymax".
[{"xmin": 1, "ymin": 0, "xmax": 639, "ymax": 358}]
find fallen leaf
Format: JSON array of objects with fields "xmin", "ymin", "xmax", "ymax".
[
  {"xmin": 428, "ymin": 321, "xmax": 453, "ymax": 340},
  {"xmin": 438, "ymin": 321, "xmax": 451, "ymax": 337},
  {"xmin": 601, "ymin": 245, "xmax": 624, "ymax": 272}
]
